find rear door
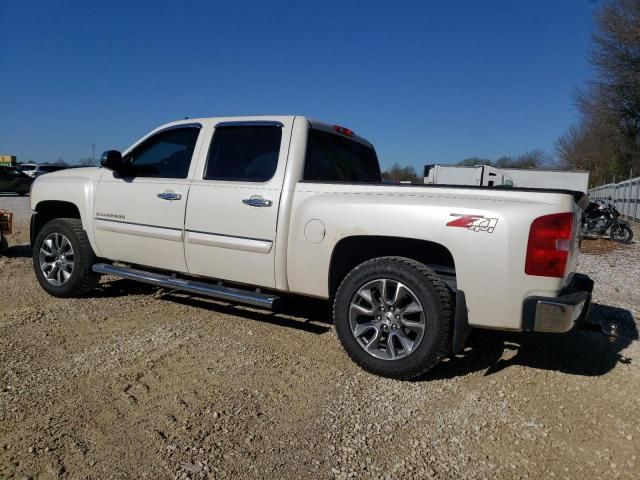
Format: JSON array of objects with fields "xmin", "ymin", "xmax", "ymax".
[
  {"xmin": 93, "ymin": 124, "xmax": 203, "ymax": 272},
  {"xmin": 184, "ymin": 119, "xmax": 292, "ymax": 288}
]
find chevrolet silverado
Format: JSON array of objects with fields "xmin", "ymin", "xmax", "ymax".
[{"xmin": 29, "ymin": 116, "xmax": 593, "ymax": 379}]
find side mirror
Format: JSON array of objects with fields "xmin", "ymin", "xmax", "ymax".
[{"xmin": 100, "ymin": 150, "xmax": 125, "ymax": 171}]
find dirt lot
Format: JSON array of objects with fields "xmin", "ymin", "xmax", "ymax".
[{"xmin": 1, "ymin": 194, "xmax": 639, "ymax": 479}]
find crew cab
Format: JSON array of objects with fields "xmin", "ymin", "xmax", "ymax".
[{"xmin": 29, "ymin": 116, "xmax": 593, "ymax": 379}]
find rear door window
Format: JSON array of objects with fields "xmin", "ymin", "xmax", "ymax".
[
  {"xmin": 204, "ymin": 125, "xmax": 282, "ymax": 182},
  {"xmin": 303, "ymin": 129, "xmax": 381, "ymax": 182}
]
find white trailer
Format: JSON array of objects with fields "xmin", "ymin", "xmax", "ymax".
[{"xmin": 424, "ymin": 164, "xmax": 589, "ymax": 192}]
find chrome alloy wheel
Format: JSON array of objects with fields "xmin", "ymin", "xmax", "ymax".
[
  {"xmin": 349, "ymin": 278, "xmax": 426, "ymax": 360},
  {"xmin": 39, "ymin": 232, "xmax": 74, "ymax": 286}
]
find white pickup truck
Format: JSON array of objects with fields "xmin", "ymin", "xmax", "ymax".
[{"xmin": 30, "ymin": 116, "xmax": 594, "ymax": 379}]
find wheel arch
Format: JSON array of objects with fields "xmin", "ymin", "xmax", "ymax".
[
  {"xmin": 31, "ymin": 200, "xmax": 82, "ymax": 245},
  {"xmin": 328, "ymin": 235, "xmax": 456, "ymax": 296},
  {"xmin": 328, "ymin": 236, "xmax": 470, "ymax": 356}
]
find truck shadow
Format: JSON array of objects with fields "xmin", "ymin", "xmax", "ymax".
[
  {"xmin": 424, "ymin": 303, "xmax": 637, "ymax": 381},
  {"xmin": 1, "ymin": 243, "xmax": 32, "ymax": 258},
  {"xmin": 93, "ymin": 279, "xmax": 636, "ymax": 378},
  {"xmin": 94, "ymin": 279, "xmax": 333, "ymax": 335}
]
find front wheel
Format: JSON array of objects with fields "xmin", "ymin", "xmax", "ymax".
[
  {"xmin": 333, "ymin": 257, "xmax": 453, "ymax": 380},
  {"xmin": 611, "ymin": 223, "xmax": 633, "ymax": 244},
  {"xmin": 581, "ymin": 223, "xmax": 594, "ymax": 235},
  {"xmin": 32, "ymin": 218, "xmax": 98, "ymax": 297}
]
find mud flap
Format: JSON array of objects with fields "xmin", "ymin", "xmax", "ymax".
[{"xmin": 451, "ymin": 290, "xmax": 471, "ymax": 354}]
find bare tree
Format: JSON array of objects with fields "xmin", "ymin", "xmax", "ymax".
[
  {"xmin": 381, "ymin": 163, "xmax": 419, "ymax": 183},
  {"xmin": 460, "ymin": 151, "xmax": 553, "ymax": 169},
  {"xmin": 560, "ymin": 0, "xmax": 640, "ymax": 182},
  {"xmin": 457, "ymin": 157, "xmax": 493, "ymax": 167},
  {"xmin": 513, "ymin": 150, "xmax": 552, "ymax": 169},
  {"xmin": 555, "ymin": 119, "xmax": 619, "ymax": 186},
  {"xmin": 79, "ymin": 157, "xmax": 97, "ymax": 167}
]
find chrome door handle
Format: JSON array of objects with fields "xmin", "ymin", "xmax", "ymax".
[
  {"xmin": 242, "ymin": 197, "xmax": 273, "ymax": 207},
  {"xmin": 157, "ymin": 192, "xmax": 182, "ymax": 201}
]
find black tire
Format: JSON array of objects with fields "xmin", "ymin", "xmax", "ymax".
[
  {"xmin": 611, "ymin": 223, "xmax": 634, "ymax": 244},
  {"xmin": 32, "ymin": 218, "xmax": 98, "ymax": 297},
  {"xmin": 333, "ymin": 256, "xmax": 453, "ymax": 380}
]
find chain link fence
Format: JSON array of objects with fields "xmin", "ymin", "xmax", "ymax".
[{"xmin": 589, "ymin": 176, "xmax": 640, "ymax": 222}]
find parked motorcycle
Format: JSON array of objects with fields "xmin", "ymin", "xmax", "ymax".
[{"xmin": 582, "ymin": 199, "xmax": 634, "ymax": 244}]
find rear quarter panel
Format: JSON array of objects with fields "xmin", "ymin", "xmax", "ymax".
[{"xmin": 286, "ymin": 184, "xmax": 577, "ymax": 330}]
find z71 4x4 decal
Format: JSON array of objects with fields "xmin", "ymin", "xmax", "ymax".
[{"xmin": 446, "ymin": 213, "xmax": 498, "ymax": 233}]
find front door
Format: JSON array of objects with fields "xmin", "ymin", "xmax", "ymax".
[
  {"xmin": 93, "ymin": 124, "xmax": 203, "ymax": 272},
  {"xmin": 184, "ymin": 120, "xmax": 291, "ymax": 288}
]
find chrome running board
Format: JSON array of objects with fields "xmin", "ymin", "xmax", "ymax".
[{"xmin": 92, "ymin": 263, "xmax": 280, "ymax": 309}]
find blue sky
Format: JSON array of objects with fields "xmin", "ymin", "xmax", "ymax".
[{"xmin": 0, "ymin": 0, "xmax": 597, "ymax": 170}]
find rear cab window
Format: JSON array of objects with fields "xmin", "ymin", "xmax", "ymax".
[{"xmin": 303, "ymin": 128, "xmax": 381, "ymax": 183}]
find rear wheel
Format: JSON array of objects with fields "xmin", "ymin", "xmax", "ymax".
[
  {"xmin": 333, "ymin": 257, "xmax": 453, "ymax": 380},
  {"xmin": 611, "ymin": 223, "xmax": 633, "ymax": 244},
  {"xmin": 33, "ymin": 218, "xmax": 98, "ymax": 297}
]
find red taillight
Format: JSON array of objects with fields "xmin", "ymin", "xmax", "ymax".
[
  {"xmin": 525, "ymin": 212, "xmax": 574, "ymax": 278},
  {"xmin": 332, "ymin": 125, "xmax": 354, "ymax": 136}
]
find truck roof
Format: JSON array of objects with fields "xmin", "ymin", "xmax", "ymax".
[{"xmin": 152, "ymin": 116, "xmax": 374, "ymax": 148}]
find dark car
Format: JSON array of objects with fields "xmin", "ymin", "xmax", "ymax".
[{"xmin": 0, "ymin": 166, "xmax": 34, "ymax": 195}]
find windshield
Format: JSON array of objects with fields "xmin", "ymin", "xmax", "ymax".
[{"xmin": 20, "ymin": 165, "xmax": 36, "ymax": 171}]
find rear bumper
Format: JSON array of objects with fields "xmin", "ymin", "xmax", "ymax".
[{"xmin": 522, "ymin": 273, "xmax": 594, "ymax": 333}]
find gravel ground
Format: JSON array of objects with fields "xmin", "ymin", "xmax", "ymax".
[
  {"xmin": 0, "ymin": 194, "xmax": 32, "ymax": 217},
  {"xmin": 1, "ymin": 195, "xmax": 639, "ymax": 479},
  {"xmin": 0, "ymin": 193, "xmax": 31, "ymax": 244}
]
